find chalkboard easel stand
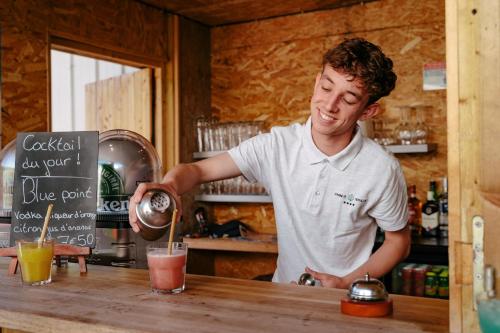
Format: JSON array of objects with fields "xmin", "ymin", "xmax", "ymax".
[{"xmin": 0, "ymin": 244, "xmax": 91, "ymax": 275}]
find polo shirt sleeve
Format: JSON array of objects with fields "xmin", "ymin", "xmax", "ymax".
[
  {"xmin": 227, "ymin": 132, "xmax": 273, "ymax": 186},
  {"xmin": 369, "ymin": 163, "xmax": 408, "ymax": 232}
]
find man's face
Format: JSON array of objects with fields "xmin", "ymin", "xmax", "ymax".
[{"xmin": 310, "ymin": 66, "xmax": 374, "ymax": 139}]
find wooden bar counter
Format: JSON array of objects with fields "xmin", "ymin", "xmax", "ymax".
[{"xmin": 0, "ymin": 258, "xmax": 448, "ymax": 333}]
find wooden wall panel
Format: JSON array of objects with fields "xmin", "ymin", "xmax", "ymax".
[
  {"xmin": 212, "ymin": 0, "xmax": 443, "ymax": 51},
  {"xmin": 210, "ymin": 203, "xmax": 276, "ymax": 235},
  {"xmin": 211, "ymin": 0, "xmax": 447, "ymax": 208},
  {"xmin": 0, "ymin": 0, "xmax": 49, "ymax": 145},
  {"xmin": 214, "ymin": 252, "xmax": 277, "ymax": 280},
  {"xmin": 84, "ymin": 68, "xmax": 152, "ymax": 139},
  {"xmin": 49, "ymin": 0, "xmax": 167, "ymax": 62},
  {"xmin": 0, "ymin": 0, "xmax": 169, "ymax": 147}
]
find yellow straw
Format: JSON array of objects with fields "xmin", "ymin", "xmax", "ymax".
[
  {"xmin": 38, "ymin": 203, "xmax": 54, "ymax": 248},
  {"xmin": 167, "ymin": 209, "xmax": 178, "ymax": 255}
]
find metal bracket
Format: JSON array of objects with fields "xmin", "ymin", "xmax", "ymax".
[{"xmin": 472, "ymin": 215, "xmax": 485, "ymax": 311}]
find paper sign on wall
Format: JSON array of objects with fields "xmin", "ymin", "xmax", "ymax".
[{"xmin": 423, "ymin": 62, "xmax": 446, "ymax": 91}]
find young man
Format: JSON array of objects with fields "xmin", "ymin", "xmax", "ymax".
[{"xmin": 129, "ymin": 38, "xmax": 410, "ymax": 288}]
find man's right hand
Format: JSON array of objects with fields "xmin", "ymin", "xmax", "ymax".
[{"xmin": 128, "ymin": 182, "xmax": 182, "ymax": 233}]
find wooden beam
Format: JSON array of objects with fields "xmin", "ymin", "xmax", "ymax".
[
  {"xmin": 50, "ymin": 36, "xmax": 164, "ymax": 68},
  {"xmin": 445, "ymin": 0, "xmax": 462, "ymax": 330},
  {"xmin": 164, "ymin": 14, "xmax": 180, "ymax": 171}
]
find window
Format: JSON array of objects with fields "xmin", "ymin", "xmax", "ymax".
[{"xmin": 50, "ymin": 50, "xmax": 153, "ymax": 141}]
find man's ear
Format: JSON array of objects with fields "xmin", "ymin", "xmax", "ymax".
[{"xmin": 359, "ymin": 103, "xmax": 381, "ymax": 121}]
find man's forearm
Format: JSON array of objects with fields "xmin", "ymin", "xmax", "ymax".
[
  {"xmin": 162, "ymin": 163, "xmax": 202, "ymax": 195},
  {"xmin": 342, "ymin": 226, "xmax": 411, "ymax": 286},
  {"xmin": 161, "ymin": 152, "xmax": 242, "ymax": 195}
]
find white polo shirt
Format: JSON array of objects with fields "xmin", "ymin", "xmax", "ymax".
[{"xmin": 228, "ymin": 117, "xmax": 408, "ymax": 284}]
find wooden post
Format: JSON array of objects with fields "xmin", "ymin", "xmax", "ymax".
[{"xmin": 446, "ymin": 0, "xmax": 500, "ymax": 332}]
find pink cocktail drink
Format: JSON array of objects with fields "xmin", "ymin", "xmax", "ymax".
[{"xmin": 147, "ymin": 242, "xmax": 188, "ymax": 294}]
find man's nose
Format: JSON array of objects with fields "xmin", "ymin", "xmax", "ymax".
[{"xmin": 324, "ymin": 93, "xmax": 340, "ymax": 112}]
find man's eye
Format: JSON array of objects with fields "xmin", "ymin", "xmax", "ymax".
[
  {"xmin": 321, "ymin": 86, "xmax": 331, "ymax": 92},
  {"xmin": 343, "ymin": 98, "xmax": 356, "ymax": 105}
]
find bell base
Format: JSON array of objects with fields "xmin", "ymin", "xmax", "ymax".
[{"xmin": 340, "ymin": 298, "xmax": 393, "ymax": 317}]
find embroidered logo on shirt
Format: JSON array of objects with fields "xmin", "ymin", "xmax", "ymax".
[{"xmin": 334, "ymin": 192, "xmax": 367, "ymax": 207}]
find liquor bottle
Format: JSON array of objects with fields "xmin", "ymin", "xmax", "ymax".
[
  {"xmin": 422, "ymin": 181, "xmax": 440, "ymax": 237},
  {"xmin": 430, "ymin": 180, "xmax": 438, "ymax": 201},
  {"xmin": 438, "ymin": 177, "xmax": 449, "ymax": 239},
  {"xmin": 407, "ymin": 185, "xmax": 422, "ymax": 236}
]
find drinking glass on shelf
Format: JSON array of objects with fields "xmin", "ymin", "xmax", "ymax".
[
  {"xmin": 217, "ymin": 124, "xmax": 228, "ymax": 151},
  {"xmin": 393, "ymin": 106, "xmax": 414, "ymax": 145},
  {"xmin": 372, "ymin": 118, "xmax": 383, "ymax": 145},
  {"xmin": 203, "ymin": 119, "xmax": 211, "ymax": 152},
  {"xmin": 372, "ymin": 118, "xmax": 394, "ymax": 146},
  {"xmin": 195, "ymin": 116, "xmax": 207, "ymax": 152},
  {"xmin": 251, "ymin": 121, "xmax": 264, "ymax": 138},
  {"xmin": 237, "ymin": 122, "xmax": 247, "ymax": 145},
  {"xmin": 228, "ymin": 122, "xmax": 238, "ymax": 149},
  {"xmin": 207, "ymin": 117, "xmax": 220, "ymax": 151},
  {"xmin": 223, "ymin": 178, "xmax": 229, "ymax": 195},
  {"xmin": 413, "ymin": 105, "xmax": 429, "ymax": 144}
]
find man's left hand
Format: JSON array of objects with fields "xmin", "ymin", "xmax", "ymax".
[{"xmin": 305, "ymin": 267, "xmax": 349, "ymax": 289}]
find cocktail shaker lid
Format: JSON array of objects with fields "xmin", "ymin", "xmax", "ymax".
[
  {"xmin": 298, "ymin": 273, "xmax": 315, "ymax": 286},
  {"xmin": 136, "ymin": 189, "xmax": 176, "ymax": 229}
]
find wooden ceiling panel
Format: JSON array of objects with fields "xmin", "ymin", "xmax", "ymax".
[{"xmin": 139, "ymin": 0, "xmax": 375, "ymax": 26}]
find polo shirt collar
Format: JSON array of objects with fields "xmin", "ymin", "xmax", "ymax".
[{"xmin": 302, "ymin": 117, "xmax": 364, "ymax": 171}]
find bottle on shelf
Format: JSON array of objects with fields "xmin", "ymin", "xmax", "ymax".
[
  {"xmin": 430, "ymin": 180, "xmax": 438, "ymax": 201},
  {"xmin": 422, "ymin": 180, "xmax": 440, "ymax": 237},
  {"xmin": 438, "ymin": 177, "xmax": 448, "ymax": 239},
  {"xmin": 407, "ymin": 185, "xmax": 422, "ymax": 236}
]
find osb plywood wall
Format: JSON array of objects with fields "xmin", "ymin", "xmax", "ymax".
[
  {"xmin": 210, "ymin": 0, "xmax": 447, "ymax": 230},
  {"xmin": 0, "ymin": 0, "xmax": 167, "ymax": 146}
]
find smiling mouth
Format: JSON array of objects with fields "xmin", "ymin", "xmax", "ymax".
[{"xmin": 318, "ymin": 109, "xmax": 335, "ymax": 122}]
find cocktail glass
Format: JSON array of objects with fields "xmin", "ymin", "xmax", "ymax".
[
  {"xmin": 16, "ymin": 239, "xmax": 54, "ymax": 286},
  {"xmin": 147, "ymin": 242, "xmax": 188, "ymax": 294}
]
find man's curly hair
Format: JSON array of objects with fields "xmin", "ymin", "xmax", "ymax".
[{"xmin": 323, "ymin": 38, "xmax": 397, "ymax": 105}]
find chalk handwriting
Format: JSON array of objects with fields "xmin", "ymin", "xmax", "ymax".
[{"xmin": 23, "ymin": 135, "xmax": 80, "ymax": 152}]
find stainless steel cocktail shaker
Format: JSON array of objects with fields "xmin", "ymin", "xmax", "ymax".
[{"xmin": 135, "ymin": 189, "xmax": 177, "ymax": 241}]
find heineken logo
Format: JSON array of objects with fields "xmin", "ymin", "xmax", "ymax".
[
  {"xmin": 99, "ymin": 196, "xmax": 130, "ymax": 212},
  {"xmin": 98, "ymin": 164, "xmax": 128, "ymax": 212},
  {"xmin": 99, "ymin": 164, "xmax": 125, "ymax": 195}
]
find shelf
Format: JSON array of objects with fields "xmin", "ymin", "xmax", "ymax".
[
  {"xmin": 195, "ymin": 145, "xmax": 437, "ymax": 157},
  {"xmin": 195, "ymin": 194, "xmax": 272, "ymax": 203},
  {"xmin": 385, "ymin": 143, "xmax": 437, "ymax": 154},
  {"xmin": 183, "ymin": 237, "xmax": 278, "ymax": 254},
  {"xmin": 193, "ymin": 151, "xmax": 225, "ymax": 159}
]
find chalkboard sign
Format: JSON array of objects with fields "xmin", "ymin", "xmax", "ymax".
[{"xmin": 9, "ymin": 131, "xmax": 98, "ymax": 248}]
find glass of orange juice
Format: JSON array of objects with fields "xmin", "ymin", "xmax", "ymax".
[{"xmin": 16, "ymin": 239, "xmax": 54, "ymax": 286}]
